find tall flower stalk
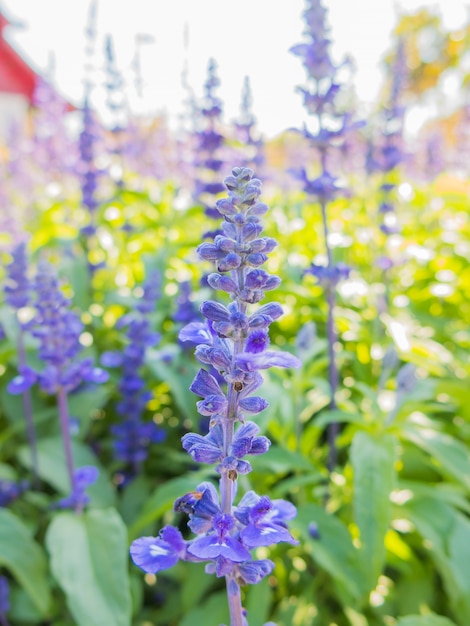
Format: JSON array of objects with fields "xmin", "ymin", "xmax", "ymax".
[
  {"xmin": 130, "ymin": 167, "xmax": 300, "ymax": 626},
  {"xmin": 101, "ymin": 271, "xmax": 165, "ymax": 480},
  {"xmin": 234, "ymin": 77, "xmax": 264, "ymax": 173},
  {"xmin": 290, "ymin": 0, "xmax": 362, "ymax": 470},
  {"xmin": 368, "ymin": 39, "xmax": 407, "ymax": 313},
  {"xmin": 4, "ymin": 243, "xmax": 39, "ymax": 486},
  {"xmin": 8, "ymin": 261, "xmax": 108, "ymax": 512},
  {"xmin": 194, "ymin": 58, "xmax": 226, "ymax": 222}
]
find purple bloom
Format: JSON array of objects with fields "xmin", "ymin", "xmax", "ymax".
[
  {"xmin": 4, "ymin": 242, "xmax": 30, "ymax": 310},
  {"xmin": 130, "ymin": 526, "xmax": 187, "ymax": 574},
  {"xmin": 56, "ymin": 465, "xmax": 99, "ymax": 511},
  {"xmin": 305, "ymin": 262, "xmax": 351, "ymax": 286},
  {"xmin": 236, "ymin": 492, "xmax": 298, "ymax": 548},
  {"xmin": 188, "ymin": 514, "xmax": 251, "ymax": 562},
  {"xmin": 12, "ymin": 262, "xmax": 109, "ymax": 394},
  {"xmin": 174, "ymin": 482, "xmax": 220, "ymax": 534},
  {"xmin": 174, "ymin": 281, "xmax": 199, "ymax": 324},
  {"xmin": 236, "ymin": 350, "xmax": 301, "ymax": 372},
  {"xmin": 0, "ymin": 479, "xmax": 28, "ymax": 507},
  {"xmin": 103, "ymin": 272, "xmax": 165, "ymax": 472}
]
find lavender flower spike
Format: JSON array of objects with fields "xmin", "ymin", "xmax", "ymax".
[
  {"xmin": 8, "ymin": 261, "xmax": 108, "ymax": 512},
  {"xmin": 131, "ymin": 168, "xmax": 300, "ymax": 626}
]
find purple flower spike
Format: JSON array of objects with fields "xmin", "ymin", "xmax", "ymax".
[
  {"xmin": 131, "ymin": 167, "xmax": 298, "ymax": 625},
  {"xmin": 4, "ymin": 242, "xmax": 30, "ymax": 310},
  {"xmin": 130, "ymin": 526, "xmax": 187, "ymax": 574}
]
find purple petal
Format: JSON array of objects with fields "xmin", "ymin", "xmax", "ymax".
[
  {"xmin": 238, "ymin": 396, "xmax": 269, "ymax": 414},
  {"xmin": 178, "ymin": 322, "xmax": 213, "ymax": 345},
  {"xmin": 190, "ymin": 368, "xmax": 225, "ymax": 398},
  {"xmin": 73, "ymin": 466, "xmax": 99, "ymax": 489},
  {"xmin": 200, "ymin": 301, "xmax": 230, "ymax": 323},
  {"xmin": 238, "ymin": 559, "xmax": 274, "ymax": 584},
  {"xmin": 241, "ymin": 522, "xmax": 298, "ymax": 548},
  {"xmin": 130, "ymin": 526, "xmax": 185, "ymax": 574},
  {"xmin": 188, "ymin": 535, "xmax": 251, "ymax": 562},
  {"xmin": 237, "ymin": 350, "xmax": 302, "ymax": 371},
  {"xmin": 101, "ymin": 351, "xmax": 123, "ymax": 367}
]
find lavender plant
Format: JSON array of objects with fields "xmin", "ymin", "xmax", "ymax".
[
  {"xmin": 194, "ymin": 58, "xmax": 227, "ymax": 222},
  {"xmin": 4, "ymin": 242, "xmax": 39, "ymax": 485},
  {"xmin": 290, "ymin": 0, "xmax": 362, "ymax": 469},
  {"xmin": 234, "ymin": 77, "xmax": 265, "ymax": 173},
  {"xmin": 101, "ymin": 271, "xmax": 165, "ymax": 479},
  {"xmin": 130, "ymin": 167, "xmax": 301, "ymax": 626},
  {"xmin": 7, "ymin": 260, "xmax": 108, "ymax": 512},
  {"xmin": 368, "ymin": 39, "xmax": 408, "ymax": 312}
]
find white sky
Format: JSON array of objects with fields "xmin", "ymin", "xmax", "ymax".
[{"xmin": 1, "ymin": 0, "xmax": 468, "ymax": 137}]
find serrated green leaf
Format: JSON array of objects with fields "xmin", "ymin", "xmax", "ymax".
[
  {"xmin": 46, "ymin": 509, "xmax": 131, "ymax": 626},
  {"xmin": 0, "ymin": 509, "xmax": 51, "ymax": 617}
]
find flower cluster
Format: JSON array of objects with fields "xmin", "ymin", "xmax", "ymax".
[
  {"xmin": 8, "ymin": 261, "xmax": 107, "ymax": 396},
  {"xmin": 78, "ymin": 97, "xmax": 101, "ymax": 239},
  {"xmin": 194, "ymin": 58, "xmax": 227, "ymax": 221},
  {"xmin": 4, "ymin": 242, "xmax": 30, "ymax": 311},
  {"xmin": 6, "ymin": 261, "xmax": 107, "ymax": 511},
  {"xmin": 367, "ymin": 39, "xmax": 408, "ymax": 273},
  {"xmin": 131, "ymin": 167, "xmax": 300, "ymax": 624},
  {"xmin": 102, "ymin": 272, "xmax": 165, "ymax": 474},
  {"xmin": 234, "ymin": 77, "xmax": 264, "ymax": 172},
  {"xmin": 289, "ymin": 0, "xmax": 362, "ymax": 469},
  {"xmin": 0, "ymin": 479, "xmax": 28, "ymax": 507}
]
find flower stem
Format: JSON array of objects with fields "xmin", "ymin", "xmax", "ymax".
[
  {"xmin": 319, "ymin": 198, "xmax": 340, "ymax": 471},
  {"xmin": 226, "ymin": 575, "xmax": 245, "ymax": 626},
  {"xmin": 56, "ymin": 386, "xmax": 76, "ymax": 503},
  {"xmin": 17, "ymin": 330, "xmax": 39, "ymax": 487}
]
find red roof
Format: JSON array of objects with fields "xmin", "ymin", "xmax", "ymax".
[{"xmin": 0, "ymin": 9, "xmax": 38, "ymax": 101}]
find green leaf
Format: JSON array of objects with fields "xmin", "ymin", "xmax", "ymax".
[
  {"xmin": 46, "ymin": 508, "xmax": 131, "ymax": 626},
  {"xmin": 395, "ymin": 615, "xmax": 458, "ymax": 626},
  {"xmin": 401, "ymin": 425, "xmax": 470, "ymax": 491},
  {"xmin": 405, "ymin": 497, "xmax": 470, "ymax": 625},
  {"xmin": 18, "ymin": 437, "xmax": 115, "ymax": 507},
  {"xmin": 313, "ymin": 409, "xmax": 364, "ymax": 429},
  {"xmin": 291, "ymin": 503, "xmax": 367, "ymax": 602},
  {"xmin": 0, "ymin": 509, "xmax": 51, "ymax": 617},
  {"xmin": 350, "ymin": 431, "xmax": 397, "ymax": 590}
]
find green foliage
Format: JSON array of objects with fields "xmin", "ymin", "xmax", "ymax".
[
  {"xmin": 45, "ymin": 509, "xmax": 131, "ymax": 626},
  {"xmin": 0, "ymin": 508, "xmax": 51, "ymax": 617}
]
